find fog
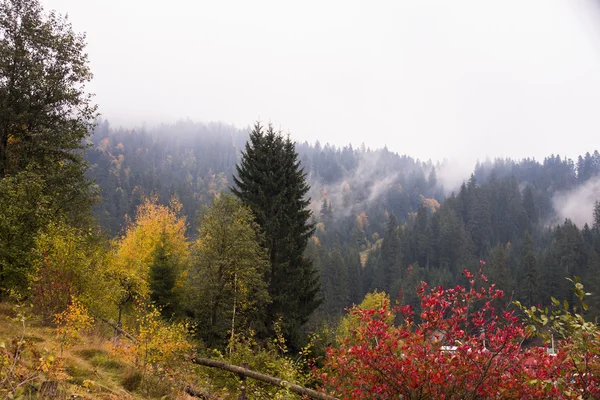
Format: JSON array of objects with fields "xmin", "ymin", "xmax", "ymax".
[
  {"xmin": 553, "ymin": 177, "xmax": 600, "ymax": 228},
  {"xmin": 41, "ymin": 0, "xmax": 600, "ymax": 166},
  {"xmin": 307, "ymin": 151, "xmax": 403, "ymax": 218},
  {"xmin": 436, "ymin": 158, "xmax": 479, "ymax": 195}
]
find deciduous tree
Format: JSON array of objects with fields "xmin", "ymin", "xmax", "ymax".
[
  {"xmin": 187, "ymin": 194, "xmax": 270, "ymax": 347},
  {"xmin": 109, "ymin": 196, "xmax": 188, "ymax": 325},
  {"xmin": 0, "ymin": 0, "xmax": 98, "ymax": 294}
]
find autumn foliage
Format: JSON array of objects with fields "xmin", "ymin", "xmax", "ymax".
[{"xmin": 321, "ymin": 270, "xmax": 600, "ymax": 399}]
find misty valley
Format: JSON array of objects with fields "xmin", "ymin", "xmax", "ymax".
[
  {"xmin": 88, "ymin": 120, "xmax": 600, "ymax": 322},
  {"xmin": 2, "ymin": 0, "xmax": 600, "ymax": 398}
]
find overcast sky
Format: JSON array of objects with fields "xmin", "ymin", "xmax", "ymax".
[{"xmin": 43, "ymin": 0, "xmax": 600, "ymax": 164}]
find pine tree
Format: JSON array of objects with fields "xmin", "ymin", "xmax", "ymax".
[
  {"xmin": 522, "ymin": 185, "xmax": 538, "ymax": 229},
  {"xmin": 346, "ymin": 247, "xmax": 364, "ymax": 305},
  {"xmin": 518, "ymin": 233, "xmax": 539, "ymax": 306},
  {"xmin": 467, "ymin": 186, "xmax": 492, "ymax": 257},
  {"xmin": 372, "ymin": 214, "xmax": 400, "ymax": 293},
  {"xmin": 149, "ymin": 231, "xmax": 179, "ymax": 318},
  {"xmin": 232, "ymin": 122, "xmax": 320, "ymax": 343},
  {"xmin": 321, "ymin": 248, "xmax": 349, "ymax": 317},
  {"xmin": 593, "ymin": 200, "xmax": 600, "ymax": 232},
  {"xmin": 487, "ymin": 243, "xmax": 514, "ymax": 296}
]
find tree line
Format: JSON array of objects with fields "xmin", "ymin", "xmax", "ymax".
[{"xmin": 2, "ymin": 0, "xmax": 600, "ymax": 397}]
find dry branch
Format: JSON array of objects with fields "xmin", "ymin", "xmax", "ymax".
[
  {"xmin": 98, "ymin": 317, "xmax": 137, "ymax": 342},
  {"xmin": 191, "ymin": 357, "xmax": 338, "ymax": 400},
  {"xmin": 97, "ymin": 318, "xmax": 337, "ymax": 399}
]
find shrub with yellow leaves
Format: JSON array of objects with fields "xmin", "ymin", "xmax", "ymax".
[
  {"xmin": 110, "ymin": 302, "xmax": 194, "ymax": 394},
  {"xmin": 54, "ymin": 298, "xmax": 94, "ymax": 357}
]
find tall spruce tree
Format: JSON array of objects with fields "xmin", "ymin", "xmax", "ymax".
[
  {"xmin": 372, "ymin": 213, "xmax": 400, "ymax": 293},
  {"xmin": 487, "ymin": 243, "xmax": 514, "ymax": 296},
  {"xmin": 518, "ymin": 233, "xmax": 540, "ymax": 306},
  {"xmin": 232, "ymin": 122, "xmax": 320, "ymax": 343},
  {"xmin": 149, "ymin": 231, "xmax": 180, "ymax": 318}
]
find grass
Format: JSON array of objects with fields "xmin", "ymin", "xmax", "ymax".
[{"xmin": 0, "ymin": 301, "xmax": 142, "ymax": 399}]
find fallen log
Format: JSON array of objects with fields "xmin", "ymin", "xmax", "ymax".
[
  {"xmin": 98, "ymin": 317, "xmax": 137, "ymax": 342},
  {"xmin": 97, "ymin": 318, "xmax": 337, "ymax": 400},
  {"xmin": 191, "ymin": 357, "xmax": 338, "ymax": 400}
]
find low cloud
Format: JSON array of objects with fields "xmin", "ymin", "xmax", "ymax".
[
  {"xmin": 436, "ymin": 158, "xmax": 477, "ymax": 195},
  {"xmin": 552, "ymin": 176, "xmax": 600, "ymax": 227},
  {"xmin": 307, "ymin": 151, "xmax": 404, "ymax": 217}
]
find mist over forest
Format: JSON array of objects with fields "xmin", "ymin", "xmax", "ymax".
[
  {"xmin": 3, "ymin": 0, "xmax": 600, "ymax": 397},
  {"xmin": 87, "ymin": 119, "xmax": 600, "ymax": 322}
]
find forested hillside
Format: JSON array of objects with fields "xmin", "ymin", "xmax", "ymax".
[
  {"xmin": 3, "ymin": 0, "xmax": 600, "ymax": 398},
  {"xmin": 87, "ymin": 121, "xmax": 600, "ymax": 323}
]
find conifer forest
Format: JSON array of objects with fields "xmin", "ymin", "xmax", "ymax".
[{"xmin": 1, "ymin": 0, "xmax": 600, "ymax": 398}]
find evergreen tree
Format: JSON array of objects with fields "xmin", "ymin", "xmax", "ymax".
[
  {"xmin": 518, "ymin": 233, "xmax": 539, "ymax": 306},
  {"xmin": 372, "ymin": 214, "xmax": 400, "ymax": 293},
  {"xmin": 467, "ymin": 186, "xmax": 492, "ymax": 257},
  {"xmin": 594, "ymin": 200, "xmax": 600, "ymax": 232},
  {"xmin": 320, "ymin": 198, "xmax": 333, "ymax": 224},
  {"xmin": 414, "ymin": 205, "xmax": 430, "ymax": 268},
  {"xmin": 427, "ymin": 167, "xmax": 437, "ymax": 188},
  {"xmin": 346, "ymin": 247, "xmax": 364, "ymax": 305},
  {"xmin": 584, "ymin": 251, "xmax": 600, "ymax": 321},
  {"xmin": 487, "ymin": 243, "xmax": 514, "ymax": 296},
  {"xmin": 522, "ymin": 185, "xmax": 538, "ymax": 229},
  {"xmin": 149, "ymin": 231, "xmax": 179, "ymax": 318},
  {"xmin": 232, "ymin": 122, "xmax": 320, "ymax": 343},
  {"xmin": 320, "ymin": 247, "xmax": 349, "ymax": 317}
]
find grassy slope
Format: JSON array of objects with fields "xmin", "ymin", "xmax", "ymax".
[{"xmin": 0, "ymin": 302, "xmax": 187, "ymax": 399}]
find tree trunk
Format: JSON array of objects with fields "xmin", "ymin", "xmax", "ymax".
[
  {"xmin": 191, "ymin": 357, "xmax": 338, "ymax": 400},
  {"xmin": 96, "ymin": 320, "xmax": 337, "ymax": 400},
  {"xmin": 230, "ymin": 272, "xmax": 237, "ymax": 353}
]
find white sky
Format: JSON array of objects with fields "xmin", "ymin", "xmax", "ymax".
[{"xmin": 43, "ymin": 0, "xmax": 600, "ymax": 164}]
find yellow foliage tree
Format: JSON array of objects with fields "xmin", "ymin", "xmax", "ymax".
[
  {"xmin": 336, "ymin": 291, "xmax": 393, "ymax": 344},
  {"xmin": 109, "ymin": 302, "xmax": 194, "ymax": 394},
  {"xmin": 54, "ymin": 298, "xmax": 94, "ymax": 356},
  {"xmin": 108, "ymin": 196, "xmax": 189, "ymax": 324}
]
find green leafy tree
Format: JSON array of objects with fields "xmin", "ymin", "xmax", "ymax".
[
  {"xmin": 0, "ymin": 172, "xmax": 50, "ymax": 291},
  {"xmin": 232, "ymin": 122, "xmax": 320, "ymax": 344},
  {"xmin": 31, "ymin": 220, "xmax": 116, "ymax": 323},
  {"xmin": 188, "ymin": 194, "xmax": 270, "ymax": 347},
  {"xmin": 0, "ymin": 0, "xmax": 96, "ymax": 176},
  {"xmin": 0, "ymin": 0, "xmax": 97, "ymax": 294}
]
